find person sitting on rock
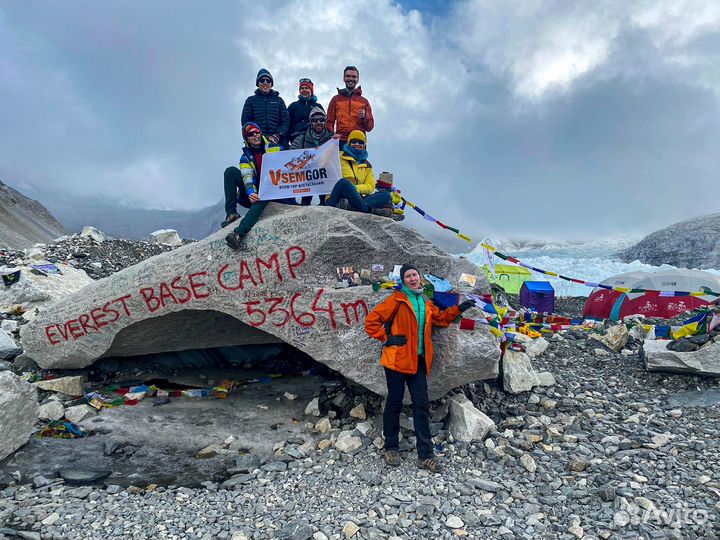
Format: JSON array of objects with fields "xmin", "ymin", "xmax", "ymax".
[
  {"xmin": 224, "ymin": 123, "xmax": 295, "ymax": 250},
  {"xmin": 287, "ymin": 78, "xmax": 325, "ymax": 144},
  {"xmin": 324, "ymin": 130, "xmax": 393, "ymax": 217},
  {"xmin": 291, "ymin": 106, "xmax": 335, "ymax": 206},
  {"xmin": 365, "ymin": 264, "xmax": 474, "ymax": 472}
]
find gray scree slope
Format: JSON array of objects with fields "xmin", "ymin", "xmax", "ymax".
[{"xmin": 20, "ymin": 205, "xmax": 500, "ymax": 398}]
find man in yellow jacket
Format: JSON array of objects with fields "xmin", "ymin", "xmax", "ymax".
[
  {"xmin": 325, "ymin": 130, "xmax": 393, "ymax": 217},
  {"xmin": 365, "ymin": 264, "xmax": 474, "ymax": 472}
]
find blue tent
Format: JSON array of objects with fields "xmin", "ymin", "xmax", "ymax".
[{"xmin": 519, "ymin": 281, "xmax": 555, "ymax": 313}]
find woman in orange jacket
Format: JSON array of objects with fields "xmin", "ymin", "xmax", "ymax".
[{"xmin": 365, "ymin": 264, "xmax": 474, "ymax": 472}]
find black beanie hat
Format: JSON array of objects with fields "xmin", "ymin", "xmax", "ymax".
[
  {"xmin": 256, "ymin": 68, "xmax": 273, "ymax": 85},
  {"xmin": 399, "ymin": 263, "xmax": 419, "ymax": 282}
]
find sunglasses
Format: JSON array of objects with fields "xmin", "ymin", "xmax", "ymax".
[
  {"xmin": 349, "ymin": 139, "xmax": 365, "ymax": 145},
  {"xmin": 246, "ymin": 131, "xmax": 261, "ymax": 138},
  {"xmin": 310, "ymin": 117, "xmax": 326, "ymax": 123},
  {"xmin": 257, "ymin": 78, "xmax": 272, "ymax": 84}
]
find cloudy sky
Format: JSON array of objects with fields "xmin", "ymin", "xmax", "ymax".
[{"xmin": 1, "ymin": 0, "xmax": 719, "ymax": 243}]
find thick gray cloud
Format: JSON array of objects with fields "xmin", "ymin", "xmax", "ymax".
[{"xmin": 1, "ymin": 0, "xmax": 719, "ymax": 245}]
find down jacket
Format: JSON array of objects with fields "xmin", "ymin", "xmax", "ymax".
[
  {"xmin": 365, "ymin": 290, "xmax": 461, "ymax": 375},
  {"xmin": 287, "ymin": 98, "xmax": 324, "ymax": 141},
  {"xmin": 241, "ymin": 90, "xmax": 290, "ymax": 142},
  {"xmin": 340, "ymin": 151, "xmax": 375, "ymax": 196},
  {"xmin": 326, "ymin": 87, "xmax": 374, "ymax": 140}
]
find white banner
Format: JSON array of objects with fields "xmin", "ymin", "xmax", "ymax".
[{"xmin": 258, "ymin": 139, "xmax": 342, "ymax": 201}]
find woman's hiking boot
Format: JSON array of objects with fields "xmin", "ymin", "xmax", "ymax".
[
  {"xmin": 384, "ymin": 449, "xmax": 401, "ymax": 467},
  {"xmin": 225, "ymin": 230, "xmax": 244, "ymax": 251},
  {"xmin": 221, "ymin": 214, "xmax": 240, "ymax": 228},
  {"xmin": 417, "ymin": 457, "xmax": 442, "ymax": 473},
  {"xmin": 335, "ymin": 198, "xmax": 349, "ymax": 210},
  {"xmin": 370, "ymin": 207, "xmax": 393, "ymax": 218}
]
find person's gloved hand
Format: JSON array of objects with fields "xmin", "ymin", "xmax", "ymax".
[
  {"xmin": 384, "ymin": 334, "xmax": 407, "ymax": 347},
  {"xmin": 458, "ymin": 300, "xmax": 475, "ymax": 312}
]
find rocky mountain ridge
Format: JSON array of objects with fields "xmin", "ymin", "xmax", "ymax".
[
  {"xmin": 619, "ymin": 212, "xmax": 720, "ymax": 269},
  {"xmin": 0, "ymin": 180, "xmax": 67, "ymax": 249}
]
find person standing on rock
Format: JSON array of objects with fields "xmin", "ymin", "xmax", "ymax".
[
  {"xmin": 287, "ymin": 78, "xmax": 325, "ymax": 144},
  {"xmin": 365, "ymin": 264, "xmax": 475, "ymax": 472},
  {"xmin": 326, "ymin": 66, "xmax": 374, "ymax": 146},
  {"xmin": 241, "ymin": 68, "xmax": 290, "ymax": 147},
  {"xmin": 291, "ymin": 106, "xmax": 335, "ymax": 206}
]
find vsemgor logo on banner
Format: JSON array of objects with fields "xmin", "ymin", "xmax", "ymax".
[{"xmin": 259, "ymin": 139, "xmax": 342, "ymax": 201}]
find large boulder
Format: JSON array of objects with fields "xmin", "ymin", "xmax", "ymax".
[
  {"xmin": 20, "ymin": 205, "xmax": 500, "ymax": 399},
  {"xmin": 149, "ymin": 229, "xmax": 183, "ymax": 247},
  {"xmin": 0, "ymin": 263, "xmax": 93, "ymax": 313},
  {"xmin": 448, "ymin": 394, "xmax": 495, "ymax": 442},
  {"xmin": 642, "ymin": 339, "xmax": 720, "ymax": 376},
  {"xmin": 0, "ymin": 329, "xmax": 22, "ymax": 360},
  {"xmin": 502, "ymin": 350, "xmax": 540, "ymax": 394},
  {"xmin": 0, "ymin": 372, "xmax": 39, "ymax": 461},
  {"xmin": 590, "ymin": 324, "xmax": 629, "ymax": 352}
]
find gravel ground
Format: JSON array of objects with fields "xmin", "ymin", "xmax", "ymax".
[
  {"xmin": 1, "ymin": 332, "xmax": 718, "ymax": 540},
  {"xmin": 1, "ymin": 242, "xmax": 719, "ymax": 540}
]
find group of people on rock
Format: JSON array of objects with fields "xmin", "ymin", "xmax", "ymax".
[{"xmin": 223, "ymin": 66, "xmax": 399, "ymax": 251}]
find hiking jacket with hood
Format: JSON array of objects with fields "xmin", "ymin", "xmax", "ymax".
[
  {"xmin": 365, "ymin": 290, "xmax": 461, "ymax": 375},
  {"xmin": 290, "ymin": 126, "xmax": 334, "ymax": 150},
  {"xmin": 340, "ymin": 151, "xmax": 375, "ymax": 196},
  {"xmin": 288, "ymin": 98, "xmax": 325, "ymax": 141},
  {"xmin": 238, "ymin": 138, "xmax": 281, "ymax": 196},
  {"xmin": 326, "ymin": 87, "xmax": 374, "ymax": 140},
  {"xmin": 241, "ymin": 90, "xmax": 290, "ymax": 142}
]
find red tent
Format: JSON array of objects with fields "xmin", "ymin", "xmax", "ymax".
[{"xmin": 583, "ymin": 269, "xmax": 720, "ymax": 320}]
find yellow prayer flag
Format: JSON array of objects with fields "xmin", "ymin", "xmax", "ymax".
[
  {"xmin": 614, "ymin": 287, "xmax": 630, "ymax": 293},
  {"xmin": 457, "ymin": 233, "xmax": 472, "ymax": 242},
  {"xmin": 545, "ymin": 271, "xmax": 558, "ymax": 277}
]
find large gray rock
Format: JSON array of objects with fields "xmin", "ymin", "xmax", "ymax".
[
  {"xmin": 502, "ymin": 350, "xmax": 540, "ymax": 394},
  {"xmin": 0, "ymin": 330, "xmax": 22, "ymax": 360},
  {"xmin": 642, "ymin": 339, "xmax": 720, "ymax": 376},
  {"xmin": 149, "ymin": 229, "xmax": 182, "ymax": 247},
  {"xmin": 448, "ymin": 394, "xmax": 495, "ymax": 442},
  {"xmin": 0, "ymin": 372, "xmax": 39, "ymax": 461},
  {"xmin": 20, "ymin": 205, "xmax": 500, "ymax": 399},
  {"xmin": 590, "ymin": 324, "xmax": 629, "ymax": 352}
]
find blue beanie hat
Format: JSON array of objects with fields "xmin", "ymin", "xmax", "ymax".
[{"xmin": 256, "ymin": 68, "xmax": 273, "ymax": 85}]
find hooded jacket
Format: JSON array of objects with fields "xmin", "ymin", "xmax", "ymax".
[
  {"xmin": 287, "ymin": 97, "xmax": 325, "ymax": 141},
  {"xmin": 326, "ymin": 87, "xmax": 374, "ymax": 140},
  {"xmin": 365, "ymin": 290, "xmax": 461, "ymax": 375},
  {"xmin": 340, "ymin": 150, "xmax": 375, "ymax": 196},
  {"xmin": 290, "ymin": 126, "xmax": 334, "ymax": 150},
  {"xmin": 241, "ymin": 89, "xmax": 290, "ymax": 142},
  {"xmin": 238, "ymin": 137, "xmax": 281, "ymax": 196}
]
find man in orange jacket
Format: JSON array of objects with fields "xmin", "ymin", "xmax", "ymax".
[
  {"xmin": 326, "ymin": 66, "xmax": 374, "ymax": 146},
  {"xmin": 365, "ymin": 264, "xmax": 474, "ymax": 472}
]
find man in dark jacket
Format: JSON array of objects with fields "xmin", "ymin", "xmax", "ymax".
[
  {"xmin": 291, "ymin": 106, "xmax": 335, "ymax": 206},
  {"xmin": 287, "ymin": 78, "xmax": 325, "ymax": 143},
  {"xmin": 241, "ymin": 69, "xmax": 290, "ymax": 146}
]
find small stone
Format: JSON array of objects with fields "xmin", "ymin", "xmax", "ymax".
[
  {"xmin": 196, "ymin": 444, "xmax": 221, "ymax": 459},
  {"xmin": 668, "ymin": 409, "xmax": 682, "ymax": 418},
  {"xmin": 305, "ymin": 397, "xmax": 320, "ymax": 417},
  {"xmin": 521, "ymin": 454, "xmax": 537, "ymax": 473},
  {"xmin": 34, "ymin": 375, "xmax": 85, "ymax": 396},
  {"xmin": 342, "ymin": 521, "xmax": 360, "ymax": 538},
  {"xmin": 446, "ymin": 515, "xmax": 464, "ymax": 529},
  {"xmin": 335, "ymin": 436, "xmax": 362, "ymax": 454},
  {"xmin": 315, "ymin": 418, "xmax": 332, "ymax": 434},
  {"xmin": 651, "ymin": 433, "xmax": 671, "ymax": 447},
  {"xmin": 38, "ymin": 401, "xmax": 64, "ymax": 421},
  {"xmin": 349, "ymin": 404, "xmax": 367, "ymax": 420},
  {"xmin": 568, "ymin": 457, "xmax": 589, "ymax": 472},
  {"xmin": 63, "ymin": 404, "xmax": 94, "ymax": 424},
  {"xmin": 634, "ymin": 496, "xmax": 654, "ymax": 510},
  {"xmin": 284, "ymin": 392, "xmax": 297, "ymax": 401},
  {"xmin": 317, "ymin": 439, "xmax": 332, "ymax": 450},
  {"xmin": 42, "ymin": 513, "xmax": 60, "ymax": 526},
  {"xmin": 231, "ymin": 532, "xmax": 249, "ymax": 540},
  {"xmin": 568, "ymin": 525, "xmax": 584, "ymax": 539}
]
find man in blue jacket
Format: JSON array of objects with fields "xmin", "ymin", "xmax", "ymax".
[{"xmin": 241, "ymin": 69, "xmax": 290, "ymax": 146}]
